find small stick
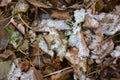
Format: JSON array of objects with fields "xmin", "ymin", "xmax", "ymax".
[
  {"xmin": 43, "ymin": 67, "xmax": 73, "ymax": 78},
  {"xmin": 18, "ymin": 13, "xmax": 33, "ymax": 30}
]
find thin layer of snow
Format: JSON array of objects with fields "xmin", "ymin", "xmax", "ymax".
[
  {"xmin": 36, "ymin": 19, "xmax": 72, "ymax": 32},
  {"xmin": 111, "ymin": 46, "xmax": 120, "ymax": 58}
]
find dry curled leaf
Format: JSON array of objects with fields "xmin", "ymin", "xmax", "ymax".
[
  {"xmin": 26, "ymin": 0, "xmax": 50, "ymax": 8},
  {"xmin": 51, "ymin": 11, "xmax": 71, "ymax": 20},
  {"xmin": 83, "ymin": 15, "xmax": 99, "ymax": 29},
  {"xmin": 0, "ymin": 50, "xmax": 16, "ymax": 61},
  {"xmin": 92, "ymin": 39, "xmax": 114, "ymax": 59}
]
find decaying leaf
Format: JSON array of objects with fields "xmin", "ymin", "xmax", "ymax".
[
  {"xmin": 92, "ymin": 39, "xmax": 114, "ymax": 59},
  {"xmin": 87, "ymin": 10, "xmax": 120, "ymax": 35},
  {"xmin": 10, "ymin": 18, "xmax": 25, "ymax": 35},
  {"xmin": 95, "ymin": 0, "xmax": 104, "ymax": 12},
  {"xmin": 83, "ymin": 15, "xmax": 99, "ymax": 29},
  {"xmin": 45, "ymin": 28, "xmax": 67, "ymax": 60},
  {"xmin": 6, "ymin": 28, "xmax": 23, "ymax": 49},
  {"xmin": 26, "ymin": 0, "xmax": 50, "ymax": 8},
  {"xmin": 51, "ymin": 11, "xmax": 71, "ymax": 20},
  {"xmin": 65, "ymin": 47, "xmax": 88, "ymax": 80},
  {"xmin": 38, "ymin": 36, "xmax": 54, "ymax": 57},
  {"xmin": 68, "ymin": 32, "xmax": 89, "ymax": 57},
  {"xmin": 0, "ymin": 0, "xmax": 11, "ymax": 7},
  {"xmin": 18, "ymin": 39, "xmax": 29, "ymax": 51},
  {"xmin": 0, "ymin": 60, "xmax": 12, "ymax": 80},
  {"xmin": 12, "ymin": 0, "xmax": 29, "ymax": 15},
  {"xmin": 0, "ymin": 26, "xmax": 9, "ymax": 51},
  {"xmin": 0, "ymin": 50, "xmax": 15, "ymax": 61},
  {"xmin": 83, "ymin": 30, "xmax": 104, "ymax": 50}
]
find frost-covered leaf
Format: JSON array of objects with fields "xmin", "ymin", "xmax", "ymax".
[
  {"xmin": 83, "ymin": 15, "xmax": 99, "ymax": 29},
  {"xmin": 110, "ymin": 46, "xmax": 120, "ymax": 58},
  {"xmin": 68, "ymin": 32, "xmax": 89, "ymax": 57},
  {"xmin": 83, "ymin": 30, "xmax": 104, "ymax": 50},
  {"xmin": 12, "ymin": 0, "xmax": 29, "ymax": 15},
  {"xmin": 45, "ymin": 28, "xmax": 67, "ymax": 60},
  {"xmin": 34, "ymin": 19, "xmax": 72, "ymax": 32},
  {"xmin": 86, "ymin": 10, "xmax": 120, "ymax": 35},
  {"xmin": 92, "ymin": 39, "xmax": 114, "ymax": 59},
  {"xmin": 38, "ymin": 36, "xmax": 54, "ymax": 57},
  {"xmin": 65, "ymin": 47, "xmax": 88, "ymax": 80}
]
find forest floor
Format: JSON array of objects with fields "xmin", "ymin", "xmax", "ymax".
[{"xmin": 0, "ymin": 0, "xmax": 120, "ymax": 80}]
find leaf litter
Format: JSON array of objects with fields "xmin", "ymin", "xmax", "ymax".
[{"xmin": 0, "ymin": 0, "xmax": 120, "ymax": 80}]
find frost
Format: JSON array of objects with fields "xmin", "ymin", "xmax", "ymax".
[
  {"xmin": 111, "ymin": 46, "xmax": 120, "ymax": 58},
  {"xmin": 38, "ymin": 37, "xmax": 54, "ymax": 57},
  {"xmin": 35, "ymin": 19, "xmax": 71, "ymax": 32},
  {"xmin": 68, "ymin": 32, "xmax": 89, "ymax": 57},
  {"xmin": 28, "ymin": 30, "xmax": 36, "ymax": 43},
  {"xmin": 45, "ymin": 28, "xmax": 67, "ymax": 60},
  {"xmin": 74, "ymin": 8, "xmax": 86, "ymax": 24}
]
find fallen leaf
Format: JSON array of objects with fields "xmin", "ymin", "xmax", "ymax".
[
  {"xmin": 19, "ymin": 59, "xmax": 30, "ymax": 72},
  {"xmin": 0, "ymin": 60, "xmax": 12, "ymax": 79},
  {"xmin": 51, "ymin": 11, "xmax": 71, "ymax": 20},
  {"xmin": 83, "ymin": 30, "xmax": 104, "ymax": 50},
  {"xmin": 45, "ymin": 28, "xmax": 67, "ymax": 60},
  {"xmin": 68, "ymin": 3, "xmax": 84, "ymax": 9},
  {"xmin": 6, "ymin": 28, "xmax": 23, "ymax": 49},
  {"xmin": 12, "ymin": 0, "xmax": 29, "ymax": 15},
  {"xmin": 95, "ymin": 0, "xmax": 104, "ymax": 12},
  {"xmin": 0, "ymin": 26, "xmax": 9, "ymax": 51},
  {"xmin": 83, "ymin": 15, "xmax": 99, "ymax": 29},
  {"xmin": 0, "ymin": 0, "xmax": 11, "ymax": 6},
  {"xmin": 0, "ymin": 50, "xmax": 16, "ymax": 61},
  {"xmin": 92, "ymin": 39, "xmax": 114, "ymax": 59},
  {"xmin": 26, "ymin": 0, "xmax": 50, "ymax": 8},
  {"xmin": 10, "ymin": 18, "xmax": 25, "ymax": 35}
]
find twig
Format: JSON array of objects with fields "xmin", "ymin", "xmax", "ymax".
[
  {"xmin": 18, "ymin": 13, "xmax": 33, "ymax": 30},
  {"xmin": 43, "ymin": 67, "xmax": 73, "ymax": 78},
  {"xmin": 86, "ymin": 69, "xmax": 101, "ymax": 76}
]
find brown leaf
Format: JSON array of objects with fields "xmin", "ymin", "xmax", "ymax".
[
  {"xmin": 65, "ymin": 0, "xmax": 72, "ymax": 4},
  {"xmin": 26, "ymin": 0, "xmax": 50, "ymax": 8},
  {"xmin": 19, "ymin": 59, "xmax": 30, "ymax": 72},
  {"xmin": 92, "ymin": 39, "xmax": 114, "ymax": 59},
  {"xmin": 83, "ymin": 15, "xmax": 100, "ymax": 29},
  {"xmin": 51, "ymin": 11, "xmax": 71, "ymax": 20},
  {"xmin": 0, "ymin": 0, "xmax": 11, "ymax": 6},
  {"xmin": 68, "ymin": 3, "xmax": 84, "ymax": 9},
  {"xmin": 49, "ymin": 0, "xmax": 58, "ymax": 7},
  {"xmin": 31, "ymin": 67, "xmax": 43, "ymax": 80},
  {"xmin": 95, "ymin": 0, "xmax": 104, "ymax": 12},
  {"xmin": 0, "ymin": 26, "xmax": 9, "ymax": 51},
  {"xmin": 0, "ymin": 50, "xmax": 16, "ymax": 61}
]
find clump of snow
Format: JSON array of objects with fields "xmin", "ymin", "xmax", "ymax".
[
  {"xmin": 74, "ymin": 8, "xmax": 86, "ymax": 24},
  {"xmin": 111, "ymin": 46, "xmax": 120, "ymax": 58}
]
